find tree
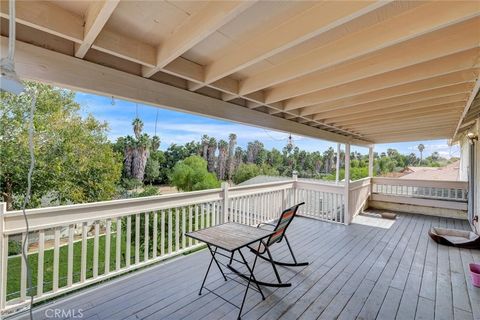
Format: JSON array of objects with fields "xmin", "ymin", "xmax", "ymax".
[
  {"xmin": 0, "ymin": 82, "xmax": 122, "ymax": 210},
  {"xmin": 217, "ymin": 139, "xmax": 228, "ymax": 180},
  {"xmin": 233, "ymin": 163, "xmax": 261, "ymax": 184},
  {"xmin": 227, "ymin": 133, "xmax": 237, "ymax": 180},
  {"xmin": 207, "ymin": 137, "xmax": 217, "ymax": 173},
  {"xmin": 232, "ymin": 163, "xmax": 278, "ymax": 184},
  {"xmin": 201, "ymin": 135, "xmax": 209, "ymax": 161},
  {"xmin": 418, "ymin": 144, "xmax": 425, "ymax": 163},
  {"xmin": 431, "ymin": 151, "xmax": 440, "ymax": 161},
  {"xmin": 170, "ymin": 156, "xmax": 220, "ymax": 191},
  {"xmin": 132, "ymin": 118, "xmax": 144, "ymax": 139}
]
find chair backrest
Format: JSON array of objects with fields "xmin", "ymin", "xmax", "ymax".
[{"xmin": 266, "ymin": 202, "xmax": 305, "ymax": 246}]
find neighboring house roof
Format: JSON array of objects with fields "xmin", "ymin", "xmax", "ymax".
[
  {"xmin": 237, "ymin": 175, "xmax": 340, "ymax": 186},
  {"xmin": 399, "ymin": 160, "xmax": 460, "ymax": 181}
]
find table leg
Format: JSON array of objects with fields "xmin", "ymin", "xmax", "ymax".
[
  {"xmin": 238, "ymin": 249, "xmax": 265, "ymax": 300},
  {"xmin": 237, "ymin": 241, "xmax": 262, "ymax": 320},
  {"xmin": 199, "ymin": 245, "xmax": 227, "ymax": 295}
]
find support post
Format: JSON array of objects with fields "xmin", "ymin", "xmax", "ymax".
[
  {"xmin": 368, "ymin": 145, "xmax": 375, "ymax": 200},
  {"xmin": 368, "ymin": 146, "xmax": 374, "ymax": 178},
  {"xmin": 222, "ymin": 182, "xmax": 229, "ymax": 223},
  {"xmin": 336, "ymin": 143, "xmax": 341, "ymax": 184},
  {"xmin": 0, "ymin": 202, "xmax": 7, "ymax": 310},
  {"xmin": 344, "ymin": 144, "xmax": 351, "ymax": 225},
  {"xmin": 293, "ymin": 171, "xmax": 298, "ymax": 205}
]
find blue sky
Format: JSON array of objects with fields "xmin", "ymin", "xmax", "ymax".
[{"xmin": 75, "ymin": 92, "xmax": 459, "ymax": 158}]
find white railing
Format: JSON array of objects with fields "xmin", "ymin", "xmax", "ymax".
[
  {"xmin": 0, "ymin": 179, "xmax": 346, "ymax": 316},
  {"xmin": 371, "ymin": 177, "xmax": 468, "ymax": 210},
  {"xmin": 296, "ymin": 181, "xmax": 346, "ymax": 224},
  {"xmin": 348, "ymin": 177, "xmax": 372, "ymax": 222}
]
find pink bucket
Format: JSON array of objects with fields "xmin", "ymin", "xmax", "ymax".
[{"xmin": 470, "ymin": 263, "xmax": 480, "ymax": 288}]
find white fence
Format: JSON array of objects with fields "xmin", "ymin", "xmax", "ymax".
[
  {"xmin": 0, "ymin": 179, "xmax": 344, "ymax": 316},
  {"xmin": 371, "ymin": 177, "xmax": 468, "ymax": 210}
]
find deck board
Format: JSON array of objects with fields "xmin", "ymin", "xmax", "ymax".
[{"xmin": 12, "ymin": 213, "xmax": 480, "ymax": 320}]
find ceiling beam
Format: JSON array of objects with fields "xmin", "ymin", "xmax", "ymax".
[
  {"xmin": 240, "ymin": 1, "xmax": 480, "ymax": 96},
  {"xmin": 453, "ymin": 77, "xmax": 480, "ymax": 139},
  {"xmin": 314, "ymin": 89, "xmax": 468, "ymax": 120},
  {"xmin": 371, "ymin": 134, "xmax": 452, "ymax": 143},
  {"xmin": 297, "ymin": 69, "xmax": 478, "ymax": 117},
  {"xmin": 330, "ymin": 103, "xmax": 464, "ymax": 126},
  {"xmin": 75, "ymin": 0, "xmax": 120, "ymax": 58},
  {"xmin": 284, "ymin": 48, "xmax": 480, "ymax": 111},
  {"xmin": 345, "ymin": 116, "xmax": 459, "ymax": 132},
  {"xmin": 267, "ymin": 16, "xmax": 480, "ymax": 104},
  {"xmin": 1, "ymin": 36, "xmax": 371, "ymax": 146},
  {"xmin": 335, "ymin": 109, "xmax": 463, "ymax": 129},
  {"xmin": 363, "ymin": 126, "xmax": 456, "ymax": 137},
  {"xmin": 142, "ymin": 1, "xmax": 255, "ymax": 78},
  {"xmin": 202, "ymin": 1, "xmax": 387, "ymax": 85}
]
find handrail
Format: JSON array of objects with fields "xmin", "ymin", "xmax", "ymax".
[{"xmin": 372, "ymin": 177, "xmax": 467, "ymax": 189}]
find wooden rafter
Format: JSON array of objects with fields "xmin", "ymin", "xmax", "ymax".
[
  {"xmin": 142, "ymin": 1, "xmax": 255, "ymax": 78},
  {"xmin": 75, "ymin": 0, "xmax": 120, "ymax": 58},
  {"xmin": 267, "ymin": 17, "xmax": 480, "ymax": 105},
  {"xmin": 240, "ymin": 1, "xmax": 480, "ymax": 96},
  {"xmin": 296, "ymin": 69, "xmax": 479, "ymax": 117},
  {"xmin": 284, "ymin": 48, "xmax": 480, "ymax": 111}
]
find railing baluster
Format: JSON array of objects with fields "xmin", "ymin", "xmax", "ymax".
[
  {"xmin": 188, "ymin": 206, "xmax": 193, "ymax": 247},
  {"xmin": 67, "ymin": 226, "xmax": 74, "ymax": 287},
  {"xmin": 126, "ymin": 216, "xmax": 131, "ymax": 268},
  {"xmin": 144, "ymin": 213, "xmax": 149, "ymax": 261},
  {"xmin": 37, "ymin": 230, "xmax": 45, "ymax": 296},
  {"xmin": 153, "ymin": 212, "xmax": 158, "ymax": 258},
  {"xmin": 0, "ymin": 233, "xmax": 7, "ymax": 310},
  {"xmin": 81, "ymin": 222, "xmax": 88, "ymax": 282},
  {"xmin": 116, "ymin": 218, "xmax": 121, "ymax": 271},
  {"xmin": 175, "ymin": 208, "xmax": 180, "ymax": 252},
  {"xmin": 161, "ymin": 210, "xmax": 165, "ymax": 255},
  {"xmin": 211, "ymin": 202, "xmax": 216, "ymax": 227},
  {"xmin": 206, "ymin": 203, "xmax": 210, "ymax": 228},
  {"xmin": 135, "ymin": 214, "xmax": 140, "ymax": 264},
  {"xmin": 93, "ymin": 222, "xmax": 99, "ymax": 279},
  {"xmin": 20, "ymin": 232, "xmax": 27, "ymax": 301},
  {"xmin": 168, "ymin": 208, "xmax": 172, "ymax": 254},
  {"xmin": 105, "ymin": 219, "xmax": 111, "ymax": 274},
  {"xmin": 201, "ymin": 203, "xmax": 205, "ymax": 229},
  {"xmin": 194, "ymin": 206, "xmax": 198, "ymax": 244},
  {"xmin": 182, "ymin": 207, "xmax": 186, "ymax": 248}
]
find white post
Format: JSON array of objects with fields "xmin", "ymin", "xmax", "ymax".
[
  {"xmin": 368, "ymin": 145, "xmax": 374, "ymax": 178},
  {"xmin": 344, "ymin": 143, "xmax": 351, "ymax": 225},
  {"xmin": 336, "ymin": 143, "xmax": 341, "ymax": 184},
  {"xmin": 222, "ymin": 182, "xmax": 229, "ymax": 223},
  {"xmin": 368, "ymin": 145, "xmax": 374, "ymax": 199},
  {"xmin": 293, "ymin": 171, "xmax": 298, "ymax": 204},
  {"xmin": 0, "ymin": 202, "xmax": 7, "ymax": 311}
]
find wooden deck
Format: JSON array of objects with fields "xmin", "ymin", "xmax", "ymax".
[{"xmin": 13, "ymin": 213, "xmax": 480, "ymax": 320}]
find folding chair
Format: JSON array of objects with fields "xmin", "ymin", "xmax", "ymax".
[{"xmin": 227, "ymin": 202, "xmax": 308, "ymax": 288}]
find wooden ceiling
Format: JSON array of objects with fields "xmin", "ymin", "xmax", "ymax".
[{"xmin": 1, "ymin": 0, "xmax": 479, "ymax": 145}]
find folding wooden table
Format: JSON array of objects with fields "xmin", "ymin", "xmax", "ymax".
[{"xmin": 186, "ymin": 222, "xmax": 275, "ymax": 320}]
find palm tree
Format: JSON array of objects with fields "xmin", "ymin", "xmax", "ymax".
[
  {"xmin": 207, "ymin": 137, "xmax": 217, "ymax": 173},
  {"xmin": 201, "ymin": 135, "xmax": 209, "ymax": 161},
  {"xmin": 151, "ymin": 135, "xmax": 160, "ymax": 151},
  {"xmin": 418, "ymin": 144, "xmax": 425, "ymax": 163},
  {"xmin": 217, "ymin": 140, "xmax": 228, "ymax": 180},
  {"xmin": 227, "ymin": 133, "xmax": 237, "ymax": 180},
  {"xmin": 132, "ymin": 118, "xmax": 144, "ymax": 139}
]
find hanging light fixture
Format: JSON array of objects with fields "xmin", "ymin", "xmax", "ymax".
[{"xmin": 0, "ymin": 0, "xmax": 25, "ymax": 95}]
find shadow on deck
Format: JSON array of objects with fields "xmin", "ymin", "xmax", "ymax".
[{"xmin": 12, "ymin": 214, "xmax": 480, "ymax": 320}]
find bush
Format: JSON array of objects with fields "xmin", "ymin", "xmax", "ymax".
[{"xmin": 170, "ymin": 156, "xmax": 220, "ymax": 191}]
